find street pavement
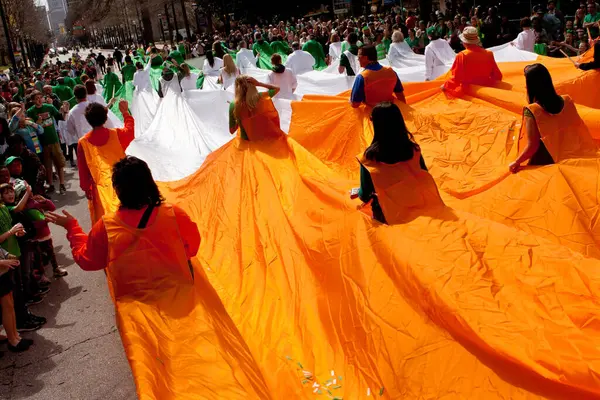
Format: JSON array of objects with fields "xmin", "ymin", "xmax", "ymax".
[{"xmin": 0, "ymin": 50, "xmax": 137, "ymax": 400}]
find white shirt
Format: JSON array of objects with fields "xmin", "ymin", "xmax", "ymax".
[
  {"xmin": 66, "ymin": 99, "xmax": 120, "ymax": 146},
  {"xmin": 203, "ymin": 57, "xmax": 224, "ymax": 76},
  {"xmin": 220, "ymin": 69, "xmax": 239, "ymax": 90},
  {"xmin": 424, "ymin": 39, "xmax": 456, "ymax": 81},
  {"xmin": 235, "ymin": 48, "xmax": 257, "ymax": 71},
  {"xmin": 285, "ymin": 50, "xmax": 315, "ymax": 75},
  {"xmin": 513, "ymin": 29, "xmax": 536, "ymax": 53},
  {"xmin": 267, "ymin": 68, "xmax": 297, "ymax": 99}
]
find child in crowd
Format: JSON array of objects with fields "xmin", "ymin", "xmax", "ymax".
[{"xmin": 4, "ymin": 135, "xmax": 45, "ymax": 195}]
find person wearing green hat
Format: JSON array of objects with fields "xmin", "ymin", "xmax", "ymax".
[
  {"xmin": 302, "ymin": 34, "xmax": 327, "ymax": 69},
  {"xmin": 120, "ymin": 56, "xmax": 136, "ymax": 84}
]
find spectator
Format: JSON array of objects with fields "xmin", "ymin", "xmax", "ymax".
[
  {"xmin": 513, "ymin": 17, "xmax": 536, "ymax": 52},
  {"xmin": 3, "ymin": 135, "xmax": 45, "ymax": 196},
  {"xmin": 113, "ymin": 48, "xmax": 123, "ymax": 70},
  {"xmin": 577, "ymin": 41, "xmax": 600, "ymax": 69},
  {"xmin": 26, "ymin": 91, "xmax": 67, "ymax": 195},
  {"xmin": 584, "ymin": 2, "xmax": 600, "ymax": 38}
]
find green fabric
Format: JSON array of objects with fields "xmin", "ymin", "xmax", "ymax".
[
  {"xmin": 169, "ymin": 50, "xmax": 185, "ymax": 65},
  {"xmin": 270, "ymin": 41, "xmax": 291, "ymax": 55},
  {"xmin": 405, "ymin": 37, "xmax": 418, "ymax": 48},
  {"xmin": 102, "ymin": 72, "xmax": 122, "ymax": 102},
  {"xmin": 121, "ymin": 63, "xmax": 136, "ymax": 83},
  {"xmin": 534, "ymin": 43, "xmax": 548, "ymax": 55},
  {"xmin": 196, "ymin": 73, "xmax": 205, "ymax": 89},
  {"xmin": 52, "ymin": 84, "xmax": 73, "ymax": 102},
  {"xmin": 26, "ymin": 104, "xmax": 60, "ymax": 145},
  {"xmin": 110, "ymin": 81, "xmax": 134, "ymax": 120},
  {"xmin": 358, "ymin": 164, "xmax": 374, "ymax": 201},
  {"xmin": 0, "ymin": 206, "xmax": 19, "ymax": 257},
  {"xmin": 302, "ymin": 40, "xmax": 327, "ymax": 70},
  {"xmin": 584, "ymin": 12, "xmax": 600, "ymax": 38},
  {"xmin": 252, "ymin": 41, "xmax": 274, "ymax": 69},
  {"xmin": 64, "ymin": 76, "xmax": 76, "ymax": 88},
  {"xmin": 376, "ymin": 43, "xmax": 387, "ymax": 60},
  {"xmin": 339, "ymin": 45, "xmax": 359, "ymax": 76}
]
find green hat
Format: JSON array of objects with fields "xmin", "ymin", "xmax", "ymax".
[
  {"xmin": 34, "ymin": 72, "xmax": 41, "ymax": 76},
  {"xmin": 362, "ymin": 26, "xmax": 369, "ymax": 31},
  {"xmin": 4, "ymin": 156, "xmax": 22, "ymax": 166}
]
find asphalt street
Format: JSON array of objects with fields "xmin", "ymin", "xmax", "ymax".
[{"xmin": 0, "ymin": 49, "xmax": 137, "ymax": 400}]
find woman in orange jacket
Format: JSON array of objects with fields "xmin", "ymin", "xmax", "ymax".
[{"xmin": 46, "ymin": 156, "xmax": 200, "ymax": 298}]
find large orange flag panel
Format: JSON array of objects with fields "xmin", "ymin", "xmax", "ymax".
[{"xmin": 86, "ymin": 52, "xmax": 600, "ymax": 399}]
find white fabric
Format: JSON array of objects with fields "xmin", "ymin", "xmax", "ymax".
[
  {"xmin": 133, "ymin": 67, "xmax": 152, "ymax": 91},
  {"xmin": 424, "ymin": 39, "xmax": 456, "ymax": 81},
  {"xmin": 267, "ymin": 68, "xmax": 298, "ymax": 100},
  {"xmin": 342, "ymin": 50, "xmax": 361, "ymax": 76},
  {"xmin": 64, "ymin": 100, "xmax": 122, "ymax": 146},
  {"xmin": 235, "ymin": 48, "xmax": 258, "ymax": 72},
  {"xmin": 123, "ymin": 44, "xmax": 539, "ymax": 182},
  {"xmin": 513, "ymin": 29, "xmax": 536, "ymax": 53},
  {"xmin": 387, "ymin": 42, "xmax": 425, "ymax": 68},
  {"xmin": 285, "ymin": 50, "xmax": 315, "ymax": 75},
  {"xmin": 180, "ymin": 73, "xmax": 199, "ymax": 91},
  {"xmin": 203, "ymin": 57, "xmax": 224, "ymax": 76},
  {"xmin": 220, "ymin": 69, "xmax": 239, "ymax": 90},
  {"xmin": 328, "ymin": 42, "xmax": 342, "ymax": 64},
  {"xmin": 95, "ymin": 83, "xmax": 104, "ymax": 96}
]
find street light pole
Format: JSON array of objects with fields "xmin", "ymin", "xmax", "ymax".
[{"xmin": 0, "ymin": 0, "xmax": 17, "ymax": 72}]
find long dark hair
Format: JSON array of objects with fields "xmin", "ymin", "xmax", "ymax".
[
  {"xmin": 524, "ymin": 63, "xmax": 564, "ymax": 114},
  {"xmin": 112, "ymin": 156, "xmax": 164, "ymax": 210},
  {"xmin": 206, "ymin": 50, "xmax": 215, "ymax": 68},
  {"xmin": 364, "ymin": 102, "xmax": 420, "ymax": 164},
  {"xmin": 212, "ymin": 41, "xmax": 226, "ymax": 58}
]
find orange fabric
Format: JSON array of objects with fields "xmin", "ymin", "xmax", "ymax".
[
  {"xmin": 79, "ymin": 128, "xmax": 124, "ymax": 223},
  {"xmin": 238, "ymin": 93, "xmax": 284, "ymax": 141},
  {"xmin": 82, "ymin": 52, "xmax": 600, "ymax": 399},
  {"xmin": 443, "ymin": 46, "xmax": 503, "ymax": 96},
  {"xmin": 520, "ymin": 96, "xmax": 600, "ymax": 162},
  {"xmin": 359, "ymin": 66, "xmax": 398, "ymax": 106},
  {"xmin": 358, "ymin": 151, "xmax": 445, "ymax": 224}
]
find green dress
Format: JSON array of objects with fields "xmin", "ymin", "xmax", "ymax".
[
  {"xmin": 150, "ymin": 55, "xmax": 164, "ymax": 68},
  {"xmin": 102, "ymin": 71, "xmax": 122, "ymax": 101},
  {"xmin": 121, "ymin": 63, "xmax": 136, "ymax": 83},
  {"xmin": 177, "ymin": 43, "xmax": 186, "ymax": 58},
  {"xmin": 252, "ymin": 40, "xmax": 274, "ymax": 69},
  {"xmin": 302, "ymin": 39, "xmax": 327, "ymax": 70},
  {"xmin": 270, "ymin": 41, "xmax": 290, "ymax": 55}
]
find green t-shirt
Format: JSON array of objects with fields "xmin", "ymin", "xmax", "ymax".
[
  {"xmin": 229, "ymin": 89, "xmax": 277, "ymax": 140},
  {"xmin": 584, "ymin": 12, "xmax": 600, "ymax": 38},
  {"xmin": 26, "ymin": 104, "xmax": 60, "ymax": 145},
  {"xmin": 0, "ymin": 205, "xmax": 19, "ymax": 257},
  {"xmin": 178, "ymin": 43, "xmax": 186, "ymax": 56},
  {"xmin": 168, "ymin": 50, "xmax": 185, "ymax": 65},
  {"xmin": 382, "ymin": 38, "xmax": 392, "ymax": 53},
  {"xmin": 376, "ymin": 43, "xmax": 387, "ymax": 60},
  {"xmin": 64, "ymin": 76, "xmax": 76, "ymax": 88}
]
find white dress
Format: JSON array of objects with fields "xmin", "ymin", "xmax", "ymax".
[
  {"xmin": 387, "ymin": 42, "xmax": 425, "ymax": 68},
  {"xmin": 328, "ymin": 42, "xmax": 342, "ymax": 64},
  {"xmin": 285, "ymin": 50, "xmax": 316, "ymax": 75},
  {"xmin": 202, "ymin": 57, "xmax": 224, "ymax": 90},
  {"xmin": 180, "ymin": 73, "xmax": 200, "ymax": 91},
  {"xmin": 424, "ymin": 39, "xmax": 456, "ymax": 81},
  {"xmin": 126, "ymin": 76, "xmax": 233, "ymax": 181},
  {"xmin": 132, "ymin": 63, "xmax": 160, "ymax": 137},
  {"xmin": 267, "ymin": 68, "xmax": 297, "ymax": 100},
  {"xmin": 220, "ymin": 69, "xmax": 239, "ymax": 91},
  {"xmin": 235, "ymin": 48, "xmax": 257, "ymax": 73},
  {"xmin": 87, "ymin": 93, "xmax": 107, "ymax": 106}
]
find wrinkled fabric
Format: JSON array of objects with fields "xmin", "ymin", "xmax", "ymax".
[{"xmin": 82, "ymin": 46, "xmax": 600, "ymax": 399}]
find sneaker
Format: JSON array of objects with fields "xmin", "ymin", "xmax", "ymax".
[
  {"xmin": 35, "ymin": 286, "xmax": 50, "ymax": 296},
  {"xmin": 27, "ymin": 313, "xmax": 46, "ymax": 326},
  {"xmin": 19, "ymin": 338, "xmax": 33, "ymax": 347},
  {"xmin": 16, "ymin": 319, "xmax": 42, "ymax": 332},
  {"xmin": 46, "ymin": 185, "xmax": 55, "ymax": 195},
  {"xmin": 59, "ymin": 184, "xmax": 66, "ymax": 195},
  {"xmin": 25, "ymin": 295, "xmax": 44, "ymax": 306},
  {"xmin": 8, "ymin": 339, "xmax": 32, "ymax": 352},
  {"xmin": 52, "ymin": 172, "xmax": 58, "ymax": 180},
  {"xmin": 70, "ymin": 161, "xmax": 77, "ymax": 168},
  {"xmin": 54, "ymin": 267, "xmax": 68, "ymax": 277}
]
